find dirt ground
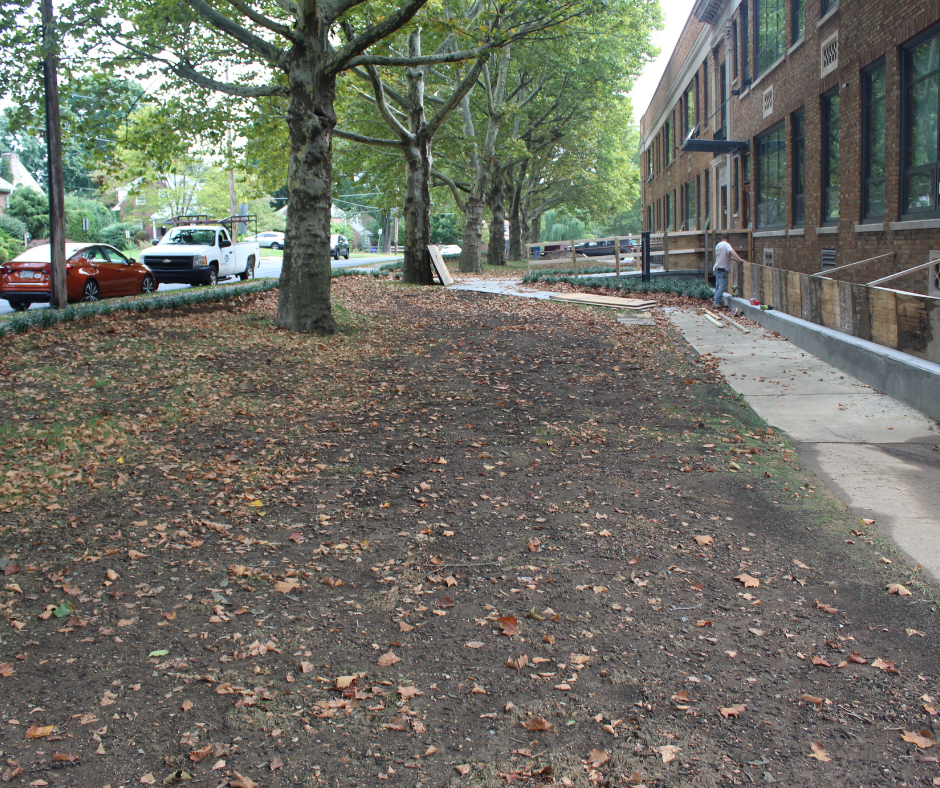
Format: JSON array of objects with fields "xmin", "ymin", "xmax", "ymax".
[{"xmin": 0, "ymin": 278, "xmax": 937, "ymax": 788}]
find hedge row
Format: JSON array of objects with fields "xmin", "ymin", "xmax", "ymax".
[
  {"xmin": 522, "ymin": 271, "xmax": 714, "ymax": 300},
  {"xmin": 0, "ymin": 279, "xmax": 279, "ymax": 338}
]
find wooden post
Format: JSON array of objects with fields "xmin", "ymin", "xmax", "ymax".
[
  {"xmin": 614, "ymin": 237, "xmax": 621, "ymax": 277},
  {"xmin": 662, "ymin": 229, "xmax": 670, "ymax": 272},
  {"xmin": 747, "ymin": 230, "xmax": 753, "ymax": 266},
  {"xmin": 41, "ymin": 0, "xmax": 67, "ymax": 309},
  {"xmin": 571, "ymin": 239, "xmax": 577, "ymax": 276}
]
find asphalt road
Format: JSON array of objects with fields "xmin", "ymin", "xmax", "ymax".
[{"xmin": 0, "ymin": 253, "xmax": 400, "ymax": 316}]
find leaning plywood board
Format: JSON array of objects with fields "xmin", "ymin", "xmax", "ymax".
[
  {"xmin": 548, "ymin": 293, "xmax": 656, "ymax": 309},
  {"xmin": 427, "ymin": 245, "xmax": 455, "ymax": 286}
]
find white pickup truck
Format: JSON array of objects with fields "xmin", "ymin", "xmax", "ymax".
[{"xmin": 140, "ymin": 221, "xmax": 259, "ymax": 287}]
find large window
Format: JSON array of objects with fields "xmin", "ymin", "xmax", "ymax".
[
  {"xmin": 664, "ymin": 117, "xmax": 674, "ymax": 165},
  {"xmin": 902, "ymin": 28, "xmax": 940, "ymax": 217},
  {"xmin": 683, "ymin": 82, "xmax": 697, "ymax": 137},
  {"xmin": 792, "ymin": 0, "xmax": 804, "ymax": 43},
  {"xmin": 684, "ymin": 179, "xmax": 697, "ymax": 230},
  {"xmin": 666, "ymin": 192, "xmax": 674, "ymax": 230},
  {"xmin": 719, "ymin": 62, "xmax": 728, "ymax": 137},
  {"xmin": 821, "ymin": 0, "xmax": 835, "ymax": 15},
  {"xmin": 702, "ymin": 64, "xmax": 709, "ymax": 128},
  {"xmin": 756, "ymin": 0, "xmax": 786, "ymax": 76},
  {"xmin": 863, "ymin": 62, "xmax": 886, "ymax": 220},
  {"xmin": 756, "ymin": 124, "xmax": 786, "ymax": 227},
  {"xmin": 822, "ymin": 89, "xmax": 840, "ymax": 223},
  {"xmin": 792, "ymin": 110, "xmax": 806, "ymax": 226},
  {"xmin": 741, "ymin": 2, "xmax": 750, "ymax": 83}
]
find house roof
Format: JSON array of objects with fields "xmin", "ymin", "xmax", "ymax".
[{"xmin": 0, "ymin": 176, "xmax": 12, "ymax": 193}]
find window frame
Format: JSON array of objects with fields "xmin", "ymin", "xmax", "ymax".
[
  {"xmin": 792, "ymin": 109, "xmax": 806, "ymax": 227},
  {"xmin": 755, "ymin": 0, "xmax": 786, "ymax": 77},
  {"xmin": 741, "ymin": 2, "xmax": 750, "ymax": 84},
  {"xmin": 900, "ymin": 24, "xmax": 940, "ymax": 219},
  {"xmin": 756, "ymin": 121, "xmax": 787, "ymax": 229},
  {"xmin": 792, "ymin": 0, "xmax": 804, "ymax": 44},
  {"xmin": 862, "ymin": 59, "xmax": 887, "ymax": 221},
  {"xmin": 821, "ymin": 87, "xmax": 840, "ymax": 225},
  {"xmin": 665, "ymin": 192, "xmax": 674, "ymax": 231}
]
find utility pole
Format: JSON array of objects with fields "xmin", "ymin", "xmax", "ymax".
[{"xmin": 41, "ymin": 0, "xmax": 67, "ymax": 309}]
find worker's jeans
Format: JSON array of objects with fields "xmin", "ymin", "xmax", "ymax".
[{"xmin": 713, "ymin": 268, "xmax": 729, "ymax": 307}]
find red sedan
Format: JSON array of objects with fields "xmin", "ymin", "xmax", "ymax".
[{"xmin": 0, "ymin": 243, "xmax": 157, "ymax": 311}]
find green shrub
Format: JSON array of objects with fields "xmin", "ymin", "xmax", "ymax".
[
  {"xmin": 521, "ymin": 271, "xmax": 713, "ymax": 300},
  {"xmin": 64, "ymin": 195, "xmax": 115, "ymax": 243},
  {"xmin": 99, "ymin": 221, "xmax": 141, "ymax": 249},
  {"xmin": 0, "ymin": 229, "xmax": 25, "ymax": 264},
  {"xmin": 0, "ymin": 213, "xmax": 27, "ymax": 241}
]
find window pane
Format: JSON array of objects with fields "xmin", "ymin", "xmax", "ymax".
[
  {"xmin": 906, "ymin": 173, "xmax": 934, "ymax": 211},
  {"xmin": 866, "ymin": 182, "xmax": 885, "ymax": 216},
  {"xmin": 823, "ymin": 93, "xmax": 840, "ymax": 221},
  {"xmin": 757, "ymin": 0, "xmax": 786, "ymax": 74},
  {"xmin": 757, "ymin": 125, "xmax": 785, "ymax": 227},
  {"xmin": 912, "ymin": 37, "xmax": 940, "ymax": 81},
  {"xmin": 908, "ymin": 75, "xmax": 939, "ymax": 168},
  {"xmin": 793, "ymin": 0, "xmax": 804, "ymax": 41},
  {"xmin": 793, "ymin": 112, "xmax": 806, "ymax": 224}
]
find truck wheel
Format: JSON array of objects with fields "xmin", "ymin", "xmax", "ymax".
[
  {"xmin": 344, "ymin": 249, "xmax": 350, "ymax": 259},
  {"xmin": 207, "ymin": 266, "xmax": 218, "ymax": 287},
  {"xmin": 239, "ymin": 260, "xmax": 255, "ymax": 281}
]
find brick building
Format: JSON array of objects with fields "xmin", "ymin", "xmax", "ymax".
[{"xmin": 639, "ymin": 0, "xmax": 940, "ymax": 297}]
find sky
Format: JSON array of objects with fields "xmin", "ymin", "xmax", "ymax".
[{"xmin": 628, "ymin": 0, "xmax": 698, "ymax": 121}]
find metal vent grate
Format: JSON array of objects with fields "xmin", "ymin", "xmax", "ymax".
[
  {"xmin": 763, "ymin": 248, "xmax": 774, "ymax": 267},
  {"xmin": 821, "ymin": 31, "xmax": 839, "ymax": 77},
  {"xmin": 821, "ymin": 249, "xmax": 837, "ymax": 269},
  {"xmin": 762, "ymin": 86, "xmax": 774, "ymax": 118}
]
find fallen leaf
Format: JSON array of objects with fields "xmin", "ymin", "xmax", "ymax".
[
  {"xmin": 52, "ymin": 753, "xmax": 79, "ymax": 763},
  {"xmin": 886, "ymin": 583, "xmax": 912, "ymax": 596},
  {"xmin": 398, "ymin": 686, "xmax": 422, "ymax": 700},
  {"xmin": 812, "ymin": 656, "xmax": 832, "ymax": 667},
  {"xmin": 901, "ymin": 731, "xmax": 934, "ymax": 749},
  {"xmin": 847, "ymin": 651, "xmax": 867, "ymax": 664},
  {"xmin": 422, "ymin": 746, "xmax": 437, "ymax": 757},
  {"xmin": 454, "ymin": 765, "xmax": 471, "ymax": 775},
  {"xmin": 498, "ymin": 616, "xmax": 519, "ymax": 636},
  {"xmin": 809, "ymin": 742, "xmax": 831, "ymax": 762},
  {"xmin": 656, "ymin": 745, "xmax": 680, "ymax": 764},
  {"xmin": 377, "ymin": 651, "xmax": 401, "ymax": 667},
  {"xmin": 506, "ymin": 654, "xmax": 529, "ymax": 672},
  {"xmin": 815, "ymin": 600, "xmax": 839, "ymax": 614},
  {"xmin": 180, "ymin": 700, "xmax": 194, "ymax": 712},
  {"xmin": 734, "ymin": 574, "xmax": 759, "ymax": 588},
  {"xmin": 719, "ymin": 704, "xmax": 746, "ymax": 719},
  {"xmin": 465, "ymin": 641, "xmax": 484, "ymax": 649},
  {"xmin": 140, "ymin": 775, "xmax": 156, "ymax": 786},
  {"xmin": 228, "ymin": 772, "xmax": 257, "ymax": 788},
  {"xmin": 269, "ymin": 756, "xmax": 284, "ymax": 771},
  {"xmin": 522, "ymin": 717, "xmax": 553, "ymax": 731},
  {"xmin": 384, "ymin": 713, "xmax": 409, "ymax": 731},
  {"xmin": 587, "ymin": 749, "xmax": 608, "ymax": 768},
  {"xmin": 189, "ymin": 745, "xmax": 213, "ymax": 763},
  {"xmin": 693, "ymin": 535, "xmax": 713, "ymax": 546},
  {"xmin": 800, "ymin": 694, "xmax": 824, "ymax": 708},
  {"xmin": 793, "ymin": 559, "xmax": 811, "ymax": 569},
  {"xmin": 872, "ymin": 658, "xmax": 900, "ymax": 674},
  {"xmin": 0, "ymin": 663, "xmax": 13, "ymax": 677},
  {"xmin": 25, "ymin": 724, "xmax": 55, "ymax": 739},
  {"xmin": 527, "ymin": 538, "xmax": 541, "ymax": 552}
]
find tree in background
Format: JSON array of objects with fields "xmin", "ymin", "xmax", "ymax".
[
  {"xmin": 7, "ymin": 186, "xmax": 49, "ymax": 239},
  {"xmin": 429, "ymin": 213, "xmax": 461, "ymax": 245}
]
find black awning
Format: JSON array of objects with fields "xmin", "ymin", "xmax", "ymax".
[{"xmin": 680, "ymin": 138, "xmax": 749, "ymax": 153}]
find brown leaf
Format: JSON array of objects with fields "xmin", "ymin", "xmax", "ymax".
[
  {"xmin": 587, "ymin": 749, "xmax": 609, "ymax": 768},
  {"xmin": 847, "ymin": 651, "xmax": 868, "ymax": 664},
  {"xmin": 189, "ymin": 745, "xmax": 212, "ymax": 762},
  {"xmin": 901, "ymin": 731, "xmax": 934, "ymax": 749},
  {"xmin": 465, "ymin": 640, "xmax": 484, "ymax": 649},
  {"xmin": 809, "ymin": 742, "xmax": 831, "ymax": 762},
  {"xmin": 815, "ymin": 600, "xmax": 839, "ymax": 614},
  {"xmin": 25, "ymin": 724, "xmax": 55, "ymax": 739},
  {"xmin": 506, "ymin": 654, "xmax": 529, "ymax": 672},
  {"xmin": 228, "ymin": 772, "xmax": 257, "ymax": 788},
  {"xmin": 498, "ymin": 616, "xmax": 519, "ymax": 636},
  {"xmin": 527, "ymin": 537, "xmax": 541, "ymax": 552},
  {"xmin": 140, "ymin": 774, "xmax": 157, "ymax": 785},
  {"xmin": 0, "ymin": 765, "xmax": 23, "ymax": 781},
  {"xmin": 719, "ymin": 704, "xmax": 746, "ymax": 719},
  {"xmin": 269, "ymin": 756, "xmax": 284, "ymax": 771},
  {"xmin": 522, "ymin": 716, "xmax": 553, "ymax": 732},
  {"xmin": 300, "ymin": 661, "xmax": 314, "ymax": 674},
  {"xmin": 377, "ymin": 651, "xmax": 401, "ymax": 667},
  {"xmin": 0, "ymin": 663, "xmax": 13, "ymax": 677},
  {"xmin": 672, "ymin": 690, "xmax": 691, "ymax": 704},
  {"xmin": 180, "ymin": 700, "xmax": 194, "ymax": 712},
  {"xmin": 384, "ymin": 713, "xmax": 410, "ymax": 731},
  {"xmin": 397, "ymin": 686, "xmax": 422, "ymax": 700},
  {"xmin": 52, "ymin": 753, "xmax": 79, "ymax": 763},
  {"xmin": 398, "ymin": 621, "xmax": 414, "ymax": 633},
  {"xmin": 872, "ymin": 658, "xmax": 900, "ymax": 674},
  {"xmin": 693, "ymin": 535, "xmax": 713, "ymax": 546},
  {"xmin": 734, "ymin": 573, "xmax": 759, "ymax": 588},
  {"xmin": 885, "ymin": 583, "xmax": 912, "ymax": 596},
  {"xmin": 656, "ymin": 745, "xmax": 680, "ymax": 763},
  {"xmin": 422, "ymin": 746, "xmax": 437, "ymax": 757},
  {"xmin": 800, "ymin": 694, "xmax": 824, "ymax": 708},
  {"xmin": 454, "ymin": 765, "xmax": 471, "ymax": 775},
  {"xmin": 812, "ymin": 656, "xmax": 832, "ymax": 667}
]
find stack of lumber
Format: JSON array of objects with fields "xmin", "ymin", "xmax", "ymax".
[{"xmin": 548, "ymin": 293, "xmax": 657, "ymax": 310}]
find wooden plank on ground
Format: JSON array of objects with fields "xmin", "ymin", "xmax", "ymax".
[
  {"xmin": 548, "ymin": 293, "xmax": 656, "ymax": 309},
  {"xmin": 427, "ymin": 244, "xmax": 455, "ymax": 286}
]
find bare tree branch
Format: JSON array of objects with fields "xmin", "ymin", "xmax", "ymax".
[
  {"xmin": 171, "ymin": 63, "xmax": 290, "ymax": 97},
  {"xmin": 222, "ymin": 0, "xmax": 298, "ymax": 43},
  {"xmin": 430, "ymin": 168, "xmax": 468, "ymax": 211},
  {"xmin": 364, "ymin": 65, "xmax": 412, "ymax": 143},
  {"xmin": 347, "ymin": 47, "xmax": 489, "ymax": 69},
  {"xmin": 333, "ymin": 128, "xmax": 400, "ymax": 147},
  {"xmin": 325, "ymin": 0, "xmax": 430, "ymax": 75},
  {"xmin": 426, "ymin": 53, "xmax": 489, "ymax": 139}
]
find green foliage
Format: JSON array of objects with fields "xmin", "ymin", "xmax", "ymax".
[
  {"xmin": 7, "ymin": 186, "xmax": 48, "ymax": 239},
  {"xmin": 0, "ymin": 279, "xmax": 279, "ymax": 338},
  {"xmin": 99, "ymin": 222, "xmax": 142, "ymax": 249},
  {"xmin": 0, "ymin": 229, "xmax": 25, "ymax": 264},
  {"xmin": 64, "ymin": 194, "xmax": 116, "ymax": 242},
  {"xmin": 521, "ymin": 272, "xmax": 713, "ymax": 300},
  {"xmin": 539, "ymin": 209, "xmax": 593, "ymax": 243},
  {"xmin": 430, "ymin": 213, "xmax": 461, "ymax": 245},
  {"xmin": 0, "ymin": 213, "xmax": 26, "ymax": 241},
  {"xmin": 0, "ymin": 156, "xmax": 11, "ymax": 182}
]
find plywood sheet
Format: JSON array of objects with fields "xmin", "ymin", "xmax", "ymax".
[
  {"xmin": 548, "ymin": 293, "xmax": 656, "ymax": 309},
  {"xmin": 819, "ymin": 277, "xmax": 840, "ymax": 330},
  {"xmin": 762, "ymin": 266, "xmax": 773, "ymax": 306},
  {"xmin": 786, "ymin": 272, "xmax": 802, "ymax": 318},
  {"xmin": 895, "ymin": 292, "xmax": 931, "ymax": 359},
  {"xmin": 427, "ymin": 245, "xmax": 455, "ymax": 286},
  {"xmin": 869, "ymin": 287, "xmax": 898, "ymax": 349},
  {"xmin": 838, "ymin": 281, "xmax": 854, "ymax": 335}
]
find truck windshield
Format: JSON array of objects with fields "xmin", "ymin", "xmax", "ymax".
[{"xmin": 163, "ymin": 228, "xmax": 216, "ymax": 246}]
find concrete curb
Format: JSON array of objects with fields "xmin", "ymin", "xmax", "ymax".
[{"xmin": 726, "ymin": 294, "xmax": 940, "ymax": 424}]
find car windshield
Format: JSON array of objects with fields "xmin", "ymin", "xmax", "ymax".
[{"xmin": 163, "ymin": 228, "xmax": 216, "ymax": 246}]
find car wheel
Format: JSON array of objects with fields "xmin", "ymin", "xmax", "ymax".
[
  {"xmin": 239, "ymin": 261, "xmax": 255, "ymax": 281},
  {"xmin": 81, "ymin": 279, "xmax": 100, "ymax": 302},
  {"xmin": 344, "ymin": 249, "xmax": 350, "ymax": 259},
  {"xmin": 333, "ymin": 250, "xmax": 339, "ymax": 260},
  {"xmin": 207, "ymin": 266, "xmax": 218, "ymax": 287},
  {"xmin": 141, "ymin": 274, "xmax": 156, "ymax": 294},
  {"xmin": 9, "ymin": 300, "xmax": 29, "ymax": 312},
  {"xmin": 270, "ymin": 242, "xmax": 280, "ymax": 250}
]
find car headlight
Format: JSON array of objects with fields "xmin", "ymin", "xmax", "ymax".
[{"xmin": 193, "ymin": 254, "xmax": 207, "ymax": 266}]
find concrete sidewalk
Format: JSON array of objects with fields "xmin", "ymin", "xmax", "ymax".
[{"xmin": 669, "ymin": 309, "xmax": 940, "ymax": 584}]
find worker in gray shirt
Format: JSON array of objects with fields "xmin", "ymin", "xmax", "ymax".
[{"xmin": 713, "ymin": 232, "xmax": 747, "ymax": 309}]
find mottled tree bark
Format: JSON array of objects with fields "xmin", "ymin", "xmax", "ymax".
[
  {"xmin": 402, "ymin": 137, "xmax": 434, "ymax": 284},
  {"xmin": 277, "ymin": 51, "xmax": 338, "ymax": 333},
  {"xmin": 507, "ymin": 161, "xmax": 525, "ymax": 260},
  {"xmin": 486, "ymin": 160, "xmax": 506, "ymax": 266}
]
